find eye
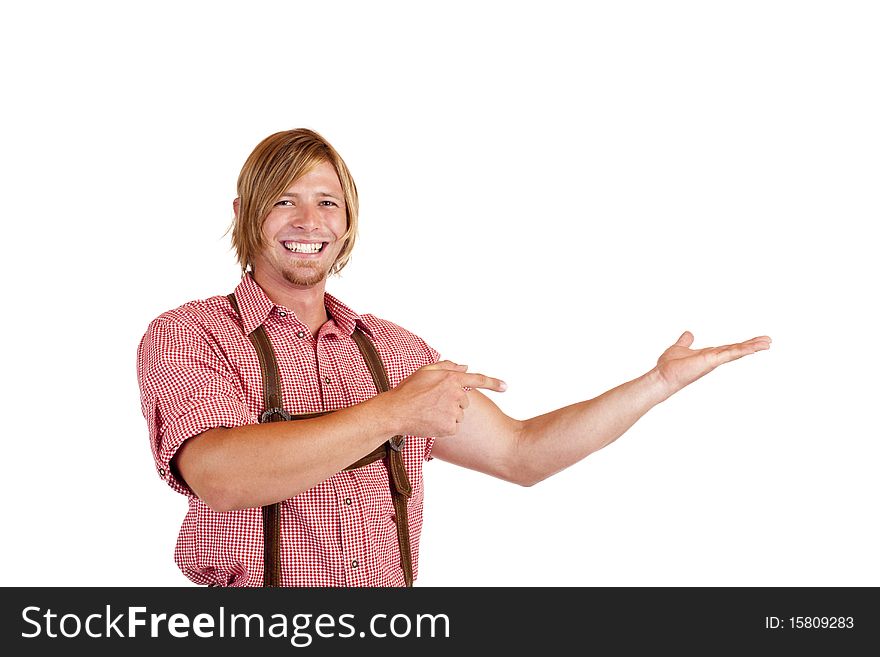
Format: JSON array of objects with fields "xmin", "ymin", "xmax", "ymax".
[
  {"xmin": 274, "ymin": 200, "xmax": 294, "ymax": 207},
  {"xmin": 319, "ymin": 200, "xmax": 339, "ymax": 207}
]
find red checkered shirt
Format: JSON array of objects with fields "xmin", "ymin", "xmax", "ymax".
[{"xmin": 136, "ymin": 273, "xmax": 439, "ymax": 586}]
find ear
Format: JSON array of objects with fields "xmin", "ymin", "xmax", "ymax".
[{"xmin": 232, "ymin": 197, "xmax": 240, "ymax": 218}]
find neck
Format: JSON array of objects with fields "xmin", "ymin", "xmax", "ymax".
[{"xmin": 251, "ymin": 268, "xmax": 329, "ymax": 337}]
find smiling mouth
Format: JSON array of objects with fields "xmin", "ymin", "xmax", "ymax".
[{"xmin": 282, "ymin": 241, "xmax": 326, "ymax": 254}]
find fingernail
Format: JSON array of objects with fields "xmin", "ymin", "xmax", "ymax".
[{"xmin": 499, "ymin": 381, "xmax": 507, "ymax": 391}]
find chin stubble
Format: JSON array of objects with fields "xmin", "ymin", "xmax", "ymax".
[{"xmin": 282, "ymin": 262, "xmax": 329, "ymax": 287}]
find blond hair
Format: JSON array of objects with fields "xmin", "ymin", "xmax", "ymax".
[{"xmin": 231, "ymin": 129, "xmax": 358, "ymax": 274}]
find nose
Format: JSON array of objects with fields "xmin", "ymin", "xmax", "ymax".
[{"xmin": 292, "ymin": 204, "xmax": 320, "ymax": 231}]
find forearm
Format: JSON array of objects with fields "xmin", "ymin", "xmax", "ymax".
[
  {"xmin": 515, "ymin": 367, "xmax": 672, "ymax": 485},
  {"xmin": 174, "ymin": 394, "xmax": 396, "ymax": 512}
]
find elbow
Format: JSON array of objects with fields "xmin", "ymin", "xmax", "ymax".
[
  {"xmin": 199, "ymin": 488, "xmax": 241, "ymax": 513},
  {"xmin": 210, "ymin": 500, "xmax": 241, "ymax": 513},
  {"xmin": 200, "ymin": 482, "xmax": 302, "ymax": 513},
  {"xmin": 172, "ymin": 449, "xmax": 242, "ymax": 513},
  {"xmin": 511, "ymin": 471, "xmax": 548, "ymax": 488},
  {"xmin": 180, "ymin": 469, "xmax": 242, "ymax": 513},
  {"xmin": 505, "ymin": 420, "xmax": 548, "ymax": 488},
  {"xmin": 185, "ymin": 464, "xmax": 258, "ymax": 512},
  {"xmin": 177, "ymin": 461, "xmax": 305, "ymax": 513}
]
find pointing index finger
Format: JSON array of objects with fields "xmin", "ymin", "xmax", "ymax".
[
  {"xmin": 458, "ymin": 372, "xmax": 507, "ymax": 392},
  {"xmin": 423, "ymin": 360, "xmax": 468, "ymax": 372}
]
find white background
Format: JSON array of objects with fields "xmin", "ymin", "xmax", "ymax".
[{"xmin": 2, "ymin": 1, "xmax": 877, "ymax": 587}]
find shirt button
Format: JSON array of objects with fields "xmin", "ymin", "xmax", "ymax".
[
  {"xmin": 158, "ymin": 467, "xmax": 166, "ymax": 478},
  {"xmin": 351, "ymin": 560, "xmax": 359, "ymax": 569},
  {"xmin": 344, "ymin": 497, "xmax": 352, "ymax": 505},
  {"xmin": 278, "ymin": 311, "xmax": 287, "ymax": 317},
  {"xmin": 324, "ymin": 376, "xmax": 331, "ymax": 384},
  {"xmin": 296, "ymin": 330, "xmax": 305, "ymax": 338}
]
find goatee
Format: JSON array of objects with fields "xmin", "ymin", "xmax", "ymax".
[{"xmin": 282, "ymin": 263, "xmax": 329, "ymax": 287}]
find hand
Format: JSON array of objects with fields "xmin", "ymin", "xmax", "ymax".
[
  {"xmin": 654, "ymin": 331, "xmax": 771, "ymax": 397},
  {"xmin": 382, "ymin": 361, "xmax": 507, "ymax": 437}
]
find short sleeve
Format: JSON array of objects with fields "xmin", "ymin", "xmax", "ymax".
[{"xmin": 136, "ymin": 316, "xmax": 256, "ymax": 495}]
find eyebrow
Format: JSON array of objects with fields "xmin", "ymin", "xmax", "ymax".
[{"xmin": 280, "ymin": 191, "xmax": 343, "ymax": 201}]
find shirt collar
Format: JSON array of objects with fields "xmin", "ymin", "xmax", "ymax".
[
  {"xmin": 233, "ymin": 273, "xmax": 372, "ymax": 338},
  {"xmin": 323, "ymin": 291, "xmax": 372, "ymax": 338}
]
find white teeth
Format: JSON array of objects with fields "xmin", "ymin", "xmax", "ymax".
[{"xmin": 283, "ymin": 242, "xmax": 323, "ymax": 253}]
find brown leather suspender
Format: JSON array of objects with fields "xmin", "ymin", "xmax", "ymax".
[{"xmin": 226, "ymin": 294, "xmax": 414, "ymax": 587}]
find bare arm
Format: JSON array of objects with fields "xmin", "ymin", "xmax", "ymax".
[
  {"xmin": 432, "ymin": 331, "xmax": 772, "ymax": 486},
  {"xmin": 175, "ymin": 396, "xmax": 393, "ymax": 512},
  {"xmin": 175, "ymin": 361, "xmax": 506, "ymax": 511}
]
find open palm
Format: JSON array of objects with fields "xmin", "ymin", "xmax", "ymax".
[{"xmin": 655, "ymin": 331, "xmax": 772, "ymax": 395}]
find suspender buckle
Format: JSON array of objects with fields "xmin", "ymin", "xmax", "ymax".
[
  {"xmin": 261, "ymin": 407, "xmax": 292, "ymax": 422},
  {"xmin": 389, "ymin": 435, "xmax": 406, "ymax": 452}
]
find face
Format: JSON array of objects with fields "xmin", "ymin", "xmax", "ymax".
[{"xmin": 249, "ymin": 161, "xmax": 348, "ymax": 289}]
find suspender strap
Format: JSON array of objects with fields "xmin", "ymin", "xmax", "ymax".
[
  {"xmin": 350, "ymin": 331, "xmax": 413, "ymax": 495},
  {"xmin": 227, "ymin": 295, "xmax": 286, "ymax": 586},
  {"xmin": 226, "ymin": 293, "xmax": 414, "ymax": 587},
  {"xmin": 350, "ymin": 330, "xmax": 414, "ymax": 588}
]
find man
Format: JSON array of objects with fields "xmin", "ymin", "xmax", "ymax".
[{"xmin": 137, "ymin": 128, "xmax": 771, "ymax": 587}]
